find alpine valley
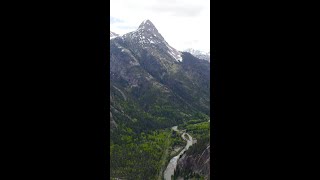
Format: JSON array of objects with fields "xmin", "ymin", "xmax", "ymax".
[{"xmin": 109, "ymin": 20, "xmax": 210, "ymax": 180}]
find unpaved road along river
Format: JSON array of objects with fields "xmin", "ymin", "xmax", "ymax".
[{"xmin": 163, "ymin": 126, "xmax": 193, "ymax": 180}]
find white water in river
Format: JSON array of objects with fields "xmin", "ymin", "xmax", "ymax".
[{"xmin": 163, "ymin": 126, "xmax": 193, "ymax": 180}]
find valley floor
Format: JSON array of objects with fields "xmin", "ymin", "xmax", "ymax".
[{"xmin": 110, "ymin": 119, "xmax": 209, "ymax": 180}]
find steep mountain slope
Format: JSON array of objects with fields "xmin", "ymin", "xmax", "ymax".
[
  {"xmin": 175, "ymin": 144, "xmax": 210, "ymax": 179},
  {"xmin": 109, "ymin": 20, "xmax": 210, "ymax": 179}
]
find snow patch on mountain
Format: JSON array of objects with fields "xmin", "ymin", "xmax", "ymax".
[{"xmin": 166, "ymin": 44, "xmax": 182, "ymax": 62}]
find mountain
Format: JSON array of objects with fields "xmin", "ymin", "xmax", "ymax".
[
  {"xmin": 115, "ymin": 20, "xmax": 183, "ymax": 62},
  {"xmin": 110, "ymin": 20, "xmax": 210, "ymax": 128},
  {"xmin": 184, "ymin": 48, "xmax": 210, "ymax": 62},
  {"xmin": 110, "ymin": 19, "xmax": 210, "ymax": 132},
  {"xmin": 109, "ymin": 19, "xmax": 210, "ymax": 179},
  {"xmin": 110, "ymin": 31, "xmax": 119, "ymax": 39}
]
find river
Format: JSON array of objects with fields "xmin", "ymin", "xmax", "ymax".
[{"xmin": 163, "ymin": 126, "xmax": 193, "ymax": 180}]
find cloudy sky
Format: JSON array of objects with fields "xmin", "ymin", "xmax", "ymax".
[{"xmin": 110, "ymin": 0, "xmax": 210, "ymax": 52}]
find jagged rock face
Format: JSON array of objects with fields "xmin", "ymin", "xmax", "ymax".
[
  {"xmin": 109, "ymin": 20, "xmax": 210, "ymax": 131},
  {"xmin": 176, "ymin": 144, "xmax": 210, "ymax": 179},
  {"xmin": 137, "ymin": 20, "xmax": 165, "ymax": 41},
  {"xmin": 115, "ymin": 20, "xmax": 182, "ymax": 63}
]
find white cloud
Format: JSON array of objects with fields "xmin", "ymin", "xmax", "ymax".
[{"xmin": 110, "ymin": 0, "xmax": 210, "ymax": 52}]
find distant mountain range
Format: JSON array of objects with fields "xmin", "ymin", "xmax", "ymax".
[{"xmin": 184, "ymin": 48, "xmax": 210, "ymax": 62}]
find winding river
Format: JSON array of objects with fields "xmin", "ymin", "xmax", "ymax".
[{"xmin": 163, "ymin": 126, "xmax": 193, "ymax": 180}]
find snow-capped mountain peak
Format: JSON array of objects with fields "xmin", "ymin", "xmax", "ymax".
[
  {"xmin": 119, "ymin": 20, "xmax": 182, "ymax": 62},
  {"xmin": 135, "ymin": 19, "xmax": 164, "ymax": 41},
  {"xmin": 138, "ymin": 19, "xmax": 156, "ymax": 30}
]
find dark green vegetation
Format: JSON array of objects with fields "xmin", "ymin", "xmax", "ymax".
[
  {"xmin": 174, "ymin": 121, "xmax": 210, "ymax": 180},
  {"xmin": 184, "ymin": 121, "xmax": 210, "ymax": 156},
  {"xmin": 180, "ymin": 119, "xmax": 210, "ymax": 140},
  {"xmin": 110, "ymin": 128, "xmax": 172, "ymax": 179},
  {"xmin": 110, "ymin": 80, "xmax": 209, "ymax": 179},
  {"xmin": 109, "ymin": 20, "xmax": 210, "ymax": 179},
  {"xmin": 171, "ymin": 130, "xmax": 186, "ymax": 147}
]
